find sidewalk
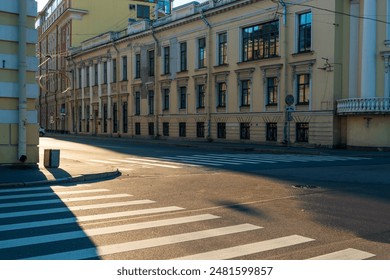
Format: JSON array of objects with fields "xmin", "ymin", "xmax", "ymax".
[
  {"xmin": 0, "ymin": 159, "xmax": 120, "ymax": 188},
  {"xmin": 1, "ymin": 134, "xmax": 389, "ymax": 188}
]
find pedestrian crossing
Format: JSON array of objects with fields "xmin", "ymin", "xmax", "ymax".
[
  {"xmin": 0, "ymin": 184, "xmax": 376, "ymax": 260},
  {"xmin": 86, "ymin": 153, "xmax": 371, "ymax": 169}
]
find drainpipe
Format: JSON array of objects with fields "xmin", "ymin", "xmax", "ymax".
[
  {"xmin": 200, "ymin": 10, "xmax": 212, "ymax": 141},
  {"xmin": 18, "ymin": 0, "xmax": 27, "ymax": 162},
  {"xmin": 280, "ymin": 1, "xmax": 290, "ymax": 145},
  {"xmin": 112, "ymin": 41, "xmax": 121, "ymax": 135},
  {"xmin": 151, "ymin": 26, "xmax": 160, "ymax": 138}
]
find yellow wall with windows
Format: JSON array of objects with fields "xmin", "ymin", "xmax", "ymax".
[{"xmin": 71, "ymin": 0, "xmax": 157, "ymax": 47}]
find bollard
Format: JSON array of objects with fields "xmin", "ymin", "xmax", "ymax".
[{"xmin": 43, "ymin": 149, "xmax": 60, "ymax": 168}]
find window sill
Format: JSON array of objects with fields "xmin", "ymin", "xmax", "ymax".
[
  {"xmin": 238, "ymin": 55, "xmax": 281, "ymax": 65},
  {"xmin": 214, "ymin": 63, "xmax": 229, "ymax": 68},
  {"xmin": 291, "ymin": 50, "xmax": 314, "ymax": 57}
]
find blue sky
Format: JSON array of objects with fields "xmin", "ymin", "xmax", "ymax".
[{"xmin": 36, "ymin": 0, "xmax": 207, "ymax": 11}]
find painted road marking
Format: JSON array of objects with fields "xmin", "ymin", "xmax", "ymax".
[{"xmin": 174, "ymin": 235, "xmax": 314, "ymax": 260}]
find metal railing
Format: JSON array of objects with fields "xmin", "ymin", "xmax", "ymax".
[{"xmin": 337, "ymin": 97, "xmax": 390, "ymax": 114}]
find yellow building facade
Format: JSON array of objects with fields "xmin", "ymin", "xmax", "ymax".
[
  {"xmin": 48, "ymin": 0, "xmax": 390, "ymax": 148},
  {"xmin": 0, "ymin": 0, "xmax": 39, "ymax": 164},
  {"xmin": 37, "ymin": 0, "xmax": 173, "ymax": 132}
]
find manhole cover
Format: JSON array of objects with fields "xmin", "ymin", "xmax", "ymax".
[{"xmin": 292, "ymin": 184, "xmax": 319, "ymax": 189}]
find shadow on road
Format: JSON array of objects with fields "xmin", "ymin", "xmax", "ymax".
[
  {"xmin": 0, "ymin": 165, "xmax": 46, "ymax": 184},
  {"xmin": 0, "ymin": 183, "xmax": 100, "ymax": 260},
  {"xmin": 46, "ymin": 135, "xmax": 390, "ymax": 247}
]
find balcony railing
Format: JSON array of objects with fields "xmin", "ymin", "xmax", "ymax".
[{"xmin": 337, "ymin": 97, "xmax": 390, "ymax": 115}]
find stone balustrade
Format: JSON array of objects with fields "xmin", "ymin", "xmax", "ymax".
[{"xmin": 337, "ymin": 97, "xmax": 390, "ymax": 114}]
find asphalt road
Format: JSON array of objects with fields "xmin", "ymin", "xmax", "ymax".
[{"xmin": 0, "ymin": 136, "xmax": 389, "ymax": 260}]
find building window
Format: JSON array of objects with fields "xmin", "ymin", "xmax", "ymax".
[
  {"xmin": 163, "ymin": 88, "xmax": 170, "ymax": 111},
  {"xmin": 179, "ymin": 122, "xmax": 186, "ymax": 137},
  {"xmin": 135, "ymin": 91, "xmax": 141, "ymax": 115},
  {"xmin": 103, "ymin": 61, "xmax": 108, "ymax": 84},
  {"xmin": 94, "ymin": 64, "xmax": 98, "ymax": 85},
  {"xmin": 241, "ymin": 80, "xmax": 250, "ymax": 106},
  {"xmin": 297, "ymin": 74, "xmax": 310, "ymax": 104},
  {"xmin": 103, "ymin": 103, "xmax": 108, "ymax": 133},
  {"xmin": 148, "ymin": 122, "xmax": 154, "ymax": 136},
  {"xmin": 266, "ymin": 123, "xmax": 277, "ymax": 141},
  {"xmin": 135, "ymin": 122, "xmax": 141, "ymax": 135},
  {"xmin": 112, "ymin": 59, "xmax": 117, "ymax": 83},
  {"xmin": 298, "ymin": 12, "xmax": 312, "ymax": 53},
  {"xmin": 197, "ymin": 122, "xmax": 205, "ymax": 138},
  {"xmin": 267, "ymin": 77, "xmax": 278, "ymax": 105},
  {"xmin": 86, "ymin": 67, "xmax": 89, "ymax": 87},
  {"xmin": 197, "ymin": 84, "xmax": 205, "ymax": 108},
  {"xmin": 164, "ymin": 46, "xmax": 170, "ymax": 74},
  {"xmin": 240, "ymin": 122, "xmax": 250, "ymax": 140},
  {"xmin": 217, "ymin": 82, "xmax": 227, "ymax": 107},
  {"xmin": 296, "ymin": 122, "xmax": 309, "ymax": 142},
  {"xmin": 137, "ymin": 5, "xmax": 150, "ymax": 19},
  {"xmin": 217, "ymin": 122, "xmax": 226, "ymax": 139},
  {"xmin": 78, "ymin": 106, "xmax": 82, "ymax": 132},
  {"xmin": 78, "ymin": 68, "xmax": 82, "ymax": 88},
  {"xmin": 148, "ymin": 90, "xmax": 154, "ymax": 114},
  {"xmin": 198, "ymin": 37, "xmax": 206, "ymax": 68},
  {"xmin": 122, "ymin": 56, "xmax": 128, "ymax": 81},
  {"xmin": 163, "ymin": 122, "xmax": 169, "ymax": 136},
  {"xmin": 123, "ymin": 102, "xmax": 128, "ymax": 133},
  {"xmin": 218, "ymin": 32, "xmax": 228, "ymax": 65},
  {"xmin": 113, "ymin": 102, "xmax": 118, "ymax": 133},
  {"xmin": 179, "ymin": 86, "xmax": 187, "ymax": 109},
  {"xmin": 242, "ymin": 20, "xmax": 279, "ymax": 62},
  {"xmin": 86, "ymin": 105, "xmax": 90, "ymax": 133},
  {"xmin": 149, "ymin": 50, "xmax": 154, "ymax": 76},
  {"xmin": 180, "ymin": 42, "xmax": 187, "ymax": 71},
  {"xmin": 135, "ymin": 53, "xmax": 141, "ymax": 79}
]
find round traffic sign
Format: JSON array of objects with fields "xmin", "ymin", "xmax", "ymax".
[{"xmin": 285, "ymin": 94, "xmax": 295, "ymax": 106}]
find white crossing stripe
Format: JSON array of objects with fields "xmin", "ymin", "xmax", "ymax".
[
  {"xmin": 60, "ymin": 194, "xmax": 133, "ymax": 202},
  {"xmin": 0, "ymin": 214, "xmax": 220, "ymax": 250},
  {"xmin": 0, "ymin": 200, "xmax": 155, "ymax": 218},
  {"xmin": 0, "ymin": 194, "xmax": 133, "ymax": 208},
  {"xmin": 0, "ymin": 206, "xmax": 184, "ymax": 231},
  {"xmin": 111, "ymin": 159, "xmax": 182, "ymax": 169},
  {"xmin": 0, "ymin": 189, "xmax": 110, "ymax": 200},
  {"xmin": 88, "ymin": 159, "xmax": 118, "ymax": 165},
  {"xmin": 23, "ymin": 224, "xmax": 261, "ymax": 260},
  {"xmin": 174, "ymin": 235, "xmax": 314, "ymax": 260},
  {"xmin": 189, "ymin": 155, "xmax": 243, "ymax": 165},
  {"xmin": 207, "ymin": 154, "xmax": 276, "ymax": 164},
  {"xmin": 162, "ymin": 156, "xmax": 223, "ymax": 166},
  {"xmin": 0, "ymin": 184, "xmax": 92, "ymax": 194},
  {"xmin": 125, "ymin": 157, "xmax": 197, "ymax": 167},
  {"xmin": 307, "ymin": 248, "xmax": 376, "ymax": 260}
]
